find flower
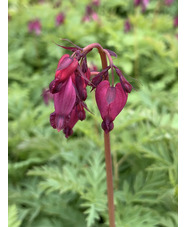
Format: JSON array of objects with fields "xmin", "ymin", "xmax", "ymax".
[
  {"xmin": 51, "ymin": 76, "xmax": 76, "ymax": 132},
  {"xmin": 134, "ymin": 0, "xmax": 149, "ymax": 12},
  {"xmin": 92, "ymin": 0, "xmax": 100, "ymax": 6},
  {"xmin": 95, "ymin": 81, "xmax": 128, "ymax": 133},
  {"xmin": 164, "ymin": 0, "xmax": 174, "ymax": 6},
  {"xmin": 49, "ymin": 47, "xmax": 90, "ymax": 137},
  {"xmin": 174, "ymin": 15, "xmax": 178, "ymax": 27},
  {"xmin": 48, "ymin": 42, "xmax": 133, "ymax": 137},
  {"xmin": 124, "ymin": 19, "xmax": 131, "ymax": 33},
  {"xmin": 28, "ymin": 19, "xmax": 41, "ymax": 35},
  {"xmin": 55, "ymin": 12, "xmax": 65, "ymax": 26},
  {"xmin": 82, "ymin": 5, "xmax": 99, "ymax": 22}
]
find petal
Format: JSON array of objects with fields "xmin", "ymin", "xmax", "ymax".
[
  {"xmin": 49, "ymin": 79, "xmax": 63, "ymax": 94},
  {"xmin": 57, "ymin": 54, "xmax": 70, "ymax": 68},
  {"xmin": 95, "ymin": 81, "xmax": 128, "ymax": 122},
  {"xmin": 55, "ymin": 57, "xmax": 78, "ymax": 82},
  {"xmin": 56, "ymin": 57, "xmax": 73, "ymax": 71},
  {"xmin": 106, "ymin": 86, "xmax": 116, "ymax": 104},
  {"xmin": 54, "ymin": 76, "xmax": 76, "ymax": 116},
  {"xmin": 63, "ymin": 107, "xmax": 79, "ymax": 138},
  {"xmin": 108, "ymin": 83, "xmax": 128, "ymax": 121},
  {"xmin": 95, "ymin": 80, "xmax": 110, "ymax": 119},
  {"xmin": 50, "ymin": 112, "xmax": 56, "ymax": 129},
  {"xmin": 75, "ymin": 75, "xmax": 87, "ymax": 101}
]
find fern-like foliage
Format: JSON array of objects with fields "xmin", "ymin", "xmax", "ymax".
[
  {"xmin": 8, "ymin": 0, "xmax": 177, "ymax": 226},
  {"xmin": 8, "ymin": 205, "xmax": 22, "ymax": 227}
]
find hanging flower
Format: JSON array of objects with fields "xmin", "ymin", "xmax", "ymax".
[
  {"xmin": 28, "ymin": 19, "xmax": 41, "ymax": 35},
  {"xmin": 48, "ymin": 41, "xmax": 132, "ymax": 137},
  {"xmin": 164, "ymin": 0, "xmax": 174, "ymax": 6},
  {"xmin": 124, "ymin": 19, "xmax": 132, "ymax": 33},
  {"xmin": 95, "ymin": 81, "xmax": 128, "ymax": 133},
  {"xmin": 55, "ymin": 12, "xmax": 65, "ymax": 26},
  {"xmin": 134, "ymin": 0, "xmax": 149, "ymax": 12},
  {"xmin": 174, "ymin": 15, "xmax": 178, "ymax": 27}
]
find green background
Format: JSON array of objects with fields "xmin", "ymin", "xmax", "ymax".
[{"xmin": 8, "ymin": 0, "xmax": 178, "ymax": 226}]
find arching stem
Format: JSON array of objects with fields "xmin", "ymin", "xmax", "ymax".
[{"xmin": 83, "ymin": 43, "xmax": 116, "ymax": 227}]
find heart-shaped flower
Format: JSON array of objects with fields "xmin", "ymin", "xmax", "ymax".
[{"xmin": 95, "ymin": 80, "xmax": 128, "ymax": 133}]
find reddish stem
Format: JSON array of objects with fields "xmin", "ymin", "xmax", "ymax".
[
  {"xmin": 104, "ymin": 132, "xmax": 116, "ymax": 227},
  {"xmin": 83, "ymin": 43, "xmax": 116, "ymax": 227}
]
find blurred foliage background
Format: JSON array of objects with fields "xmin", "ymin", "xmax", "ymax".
[{"xmin": 8, "ymin": 0, "xmax": 178, "ymax": 226}]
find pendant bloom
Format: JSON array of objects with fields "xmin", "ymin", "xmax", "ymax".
[
  {"xmin": 95, "ymin": 81, "xmax": 128, "ymax": 133},
  {"xmin": 28, "ymin": 19, "xmax": 41, "ymax": 35},
  {"xmin": 47, "ymin": 41, "xmax": 133, "ymax": 137}
]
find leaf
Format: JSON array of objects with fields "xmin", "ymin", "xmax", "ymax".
[{"xmin": 8, "ymin": 205, "xmax": 21, "ymax": 227}]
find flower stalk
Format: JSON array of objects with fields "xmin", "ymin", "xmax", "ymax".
[
  {"xmin": 47, "ymin": 41, "xmax": 133, "ymax": 226},
  {"xmin": 90, "ymin": 44, "xmax": 116, "ymax": 227},
  {"xmin": 104, "ymin": 132, "xmax": 116, "ymax": 227}
]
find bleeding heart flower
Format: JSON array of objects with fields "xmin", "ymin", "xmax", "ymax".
[
  {"xmin": 28, "ymin": 19, "xmax": 42, "ymax": 35},
  {"xmin": 124, "ymin": 19, "xmax": 132, "ymax": 33},
  {"xmin": 174, "ymin": 15, "xmax": 178, "ymax": 27},
  {"xmin": 95, "ymin": 80, "xmax": 128, "ymax": 133},
  {"xmin": 164, "ymin": 0, "xmax": 174, "ymax": 6},
  {"xmin": 55, "ymin": 12, "xmax": 65, "ymax": 26},
  {"xmin": 134, "ymin": 0, "xmax": 149, "ymax": 12},
  {"xmin": 51, "ymin": 76, "xmax": 76, "ymax": 131},
  {"xmin": 48, "ymin": 41, "xmax": 133, "ymax": 138}
]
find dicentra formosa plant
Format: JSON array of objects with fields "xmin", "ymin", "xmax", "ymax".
[{"xmin": 48, "ymin": 40, "xmax": 133, "ymax": 227}]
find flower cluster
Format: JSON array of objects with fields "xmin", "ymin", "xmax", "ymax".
[
  {"xmin": 82, "ymin": 0, "xmax": 100, "ymax": 22},
  {"xmin": 48, "ymin": 42, "xmax": 132, "ymax": 138}
]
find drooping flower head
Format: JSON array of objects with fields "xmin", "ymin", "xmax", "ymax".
[
  {"xmin": 95, "ymin": 81, "xmax": 128, "ymax": 133},
  {"xmin": 47, "ymin": 41, "xmax": 133, "ymax": 137}
]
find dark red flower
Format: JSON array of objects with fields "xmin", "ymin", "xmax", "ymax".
[
  {"xmin": 28, "ymin": 19, "xmax": 41, "ymax": 35},
  {"xmin": 82, "ymin": 4, "xmax": 99, "ymax": 22},
  {"xmin": 51, "ymin": 76, "xmax": 76, "ymax": 132},
  {"xmin": 124, "ymin": 19, "xmax": 132, "ymax": 33},
  {"xmin": 164, "ymin": 0, "xmax": 174, "ymax": 6},
  {"xmin": 134, "ymin": 0, "xmax": 149, "ymax": 12},
  {"xmin": 48, "ymin": 42, "xmax": 133, "ymax": 137},
  {"xmin": 95, "ymin": 80, "xmax": 128, "ymax": 133},
  {"xmin": 49, "ymin": 50, "xmax": 91, "ymax": 137},
  {"xmin": 92, "ymin": 0, "xmax": 100, "ymax": 6},
  {"xmin": 56, "ymin": 12, "xmax": 65, "ymax": 26},
  {"xmin": 174, "ymin": 16, "xmax": 178, "ymax": 27}
]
